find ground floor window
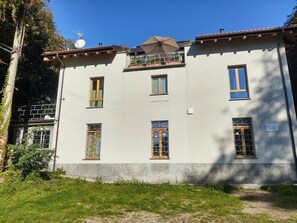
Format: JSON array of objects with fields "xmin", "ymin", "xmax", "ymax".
[
  {"xmin": 232, "ymin": 118, "xmax": 255, "ymax": 158},
  {"xmin": 151, "ymin": 121, "xmax": 169, "ymax": 159},
  {"xmin": 33, "ymin": 130, "xmax": 51, "ymax": 148},
  {"xmin": 86, "ymin": 124, "xmax": 101, "ymax": 159}
]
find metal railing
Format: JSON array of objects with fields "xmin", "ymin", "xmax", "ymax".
[
  {"xmin": 12, "ymin": 104, "xmax": 56, "ymax": 122},
  {"xmin": 128, "ymin": 51, "xmax": 185, "ymax": 68}
]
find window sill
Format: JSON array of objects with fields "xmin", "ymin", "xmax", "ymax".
[
  {"xmin": 86, "ymin": 106, "xmax": 103, "ymax": 109},
  {"xmin": 150, "ymin": 93, "xmax": 168, "ymax": 96},
  {"xmin": 235, "ymin": 156, "xmax": 257, "ymax": 159},
  {"xmin": 82, "ymin": 158, "xmax": 101, "ymax": 160},
  {"xmin": 150, "ymin": 158, "xmax": 170, "ymax": 160},
  {"xmin": 229, "ymin": 98, "xmax": 251, "ymax": 101}
]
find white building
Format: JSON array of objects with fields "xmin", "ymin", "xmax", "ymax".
[{"xmin": 43, "ymin": 26, "xmax": 297, "ymax": 184}]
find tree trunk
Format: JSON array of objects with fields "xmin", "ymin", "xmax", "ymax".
[{"xmin": 0, "ymin": 8, "xmax": 26, "ymax": 171}]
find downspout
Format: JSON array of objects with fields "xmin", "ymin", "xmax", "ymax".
[
  {"xmin": 52, "ymin": 53, "xmax": 65, "ymax": 171},
  {"xmin": 277, "ymin": 29, "xmax": 297, "ymax": 178}
]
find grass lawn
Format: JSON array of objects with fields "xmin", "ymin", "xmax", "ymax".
[{"xmin": 0, "ymin": 176, "xmax": 296, "ymax": 222}]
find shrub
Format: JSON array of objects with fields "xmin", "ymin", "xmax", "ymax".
[{"xmin": 7, "ymin": 143, "xmax": 53, "ymax": 180}]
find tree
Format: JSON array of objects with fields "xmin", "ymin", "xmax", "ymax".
[
  {"xmin": 0, "ymin": 0, "xmax": 71, "ymax": 171},
  {"xmin": 286, "ymin": 3, "xmax": 297, "ymax": 25},
  {"xmin": 0, "ymin": 0, "xmax": 33, "ymax": 171}
]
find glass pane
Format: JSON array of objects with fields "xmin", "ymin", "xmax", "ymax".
[
  {"xmin": 152, "ymin": 121, "xmax": 160, "ymax": 128},
  {"xmin": 88, "ymin": 133, "xmax": 94, "ymax": 157},
  {"xmin": 160, "ymin": 121, "xmax": 168, "ymax": 128},
  {"xmin": 230, "ymin": 92, "xmax": 248, "ymax": 99},
  {"xmin": 152, "ymin": 78, "xmax": 158, "ymax": 94},
  {"xmin": 238, "ymin": 68, "xmax": 247, "ymax": 90},
  {"xmin": 99, "ymin": 89, "xmax": 103, "ymax": 99},
  {"xmin": 160, "ymin": 76, "xmax": 167, "ymax": 94},
  {"xmin": 33, "ymin": 131, "xmax": 41, "ymax": 144},
  {"xmin": 91, "ymin": 80, "xmax": 97, "ymax": 99},
  {"xmin": 161, "ymin": 130, "xmax": 169, "ymax": 156},
  {"xmin": 99, "ymin": 79, "xmax": 104, "ymax": 98},
  {"xmin": 153, "ymin": 131, "xmax": 160, "ymax": 156},
  {"xmin": 95, "ymin": 134, "xmax": 101, "ymax": 158},
  {"xmin": 233, "ymin": 118, "xmax": 252, "ymax": 127},
  {"xmin": 42, "ymin": 130, "xmax": 50, "ymax": 148},
  {"xmin": 162, "ymin": 147, "xmax": 169, "ymax": 156},
  {"xmin": 244, "ymin": 128, "xmax": 254, "ymax": 156},
  {"xmin": 97, "ymin": 101, "xmax": 103, "ymax": 107},
  {"xmin": 234, "ymin": 129, "xmax": 243, "ymax": 156},
  {"xmin": 229, "ymin": 68, "xmax": 236, "ymax": 90}
]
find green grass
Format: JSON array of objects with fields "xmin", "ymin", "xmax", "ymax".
[
  {"xmin": 261, "ymin": 185, "xmax": 297, "ymax": 209},
  {"xmin": 0, "ymin": 176, "xmax": 293, "ymax": 223}
]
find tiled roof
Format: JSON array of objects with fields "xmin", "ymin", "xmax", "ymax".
[{"xmin": 195, "ymin": 25, "xmax": 297, "ymax": 41}]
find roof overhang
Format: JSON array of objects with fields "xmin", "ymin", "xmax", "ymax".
[
  {"xmin": 42, "ymin": 45, "xmax": 124, "ymax": 62},
  {"xmin": 195, "ymin": 25, "xmax": 297, "ymax": 44}
]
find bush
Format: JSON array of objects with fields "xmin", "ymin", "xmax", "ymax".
[{"xmin": 7, "ymin": 143, "xmax": 53, "ymax": 180}]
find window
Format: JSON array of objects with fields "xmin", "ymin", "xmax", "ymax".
[
  {"xmin": 86, "ymin": 124, "xmax": 102, "ymax": 159},
  {"xmin": 90, "ymin": 78, "xmax": 104, "ymax": 107},
  {"xmin": 151, "ymin": 75, "xmax": 167, "ymax": 95},
  {"xmin": 151, "ymin": 121, "xmax": 169, "ymax": 159},
  {"xmin": 232, "ymin": 118, "xmax": 255, "ymax": 158},
  {"xmin": 228, "ymin": 66, "xmax": 249, "ymax": 99},
  {"xmin": 33, "ymin": 130, "xmax": 50, "ymax": 148}
]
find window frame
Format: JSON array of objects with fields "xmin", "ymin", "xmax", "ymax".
[
  {"xmin": 85, "ymin": 123, "xmax": 102, "ymax": 160},
  {"xmin": 228, "ymin": 65, "xmax": 250, "ymax": 100},
  {"xmin": 232, "ymin": 117, "xmax": 256, "ymax": 159},
  {"xmin": 33, "ymin": 130, "xmax": 51, "ymax": 148},
  {"xmin": 89, "ymin": 77, "xmax": 104, "ymax": 107},
  {"xmin": 151, "ymin": 120, "xmax": 169, "ymax": 159},
  {"xmin": 151, "ymin": 75, "xmax": 168, "ymax": 95}
]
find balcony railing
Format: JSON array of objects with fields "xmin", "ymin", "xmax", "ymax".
[
  {"xmin": 12, "ymin": 104, "xmax": 56, "ymax": 122},
  {"xmin": 128, "ymin": 51, "xmax": 185, "ymax": 68}
]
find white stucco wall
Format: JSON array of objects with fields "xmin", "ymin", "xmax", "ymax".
[{"xmin": 53, "ymin": 37, "xmax": 297, "ymax": 171}]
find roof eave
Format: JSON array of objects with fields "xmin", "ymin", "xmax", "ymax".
[
  {"xmin": 195, "ymin": 26, "xmax": 297, "ymax": 42},
  {"xmin": 42, "ymin": 45, "xmax": 123, "ymax": 62}
]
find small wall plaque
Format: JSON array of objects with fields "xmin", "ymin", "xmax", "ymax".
[
  {"xmin": 265, "ymin": 123, "xmax": 279, "ymax": 132},
  {"xmin": 187, "ymin": 108, "xmax": 194, "ymax": 115}
]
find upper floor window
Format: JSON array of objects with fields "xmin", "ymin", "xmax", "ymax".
[
  {"xmin": 86, "ymin": 124, "xmax": 101, "ymax": 159},
  {"xmin": 90, "ymin": 78, "xmax": 104, "ymax": 107},
  {"xmin": 232, "ymin": 118, "xmax": 255, "ymax": 158},
  {"xmin": 151, "ymin": 75, "xmax": 167, "ymax": 95},
  {"xmin": 151, "ymin": 121, "xmax": 169, "ymax": 159},
  {"xmin": 228, "ymin": 66, "xmax": 249, "ymax": 100}
]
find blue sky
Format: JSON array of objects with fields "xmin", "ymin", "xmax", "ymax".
[{"xmin": 49, "ymin": 0, "xmax": 296, "ymax": 48}]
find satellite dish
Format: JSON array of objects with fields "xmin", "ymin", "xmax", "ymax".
[
  {"xmin": 74, "ymin": 39, "xmax": 86, "ymax": 48},
  {"xmin": 74, "ymin": 31, "xmax": 86, "ymax": 48}
]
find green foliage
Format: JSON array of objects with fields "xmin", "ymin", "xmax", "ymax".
[
  {"xmin": 286, "ymin": 3, "xmax": 297, "ymax": 25},
  {"xmin": 50, "ymin": 167, "xmax": 66, "ymax": 179},
  {"xmin": 7, "ymin": 143, "xmax": 53, "ymax": 180},
  {"xmin": 261, "ymin": 185, "xmax": 297, "ymax": 208},
  {"xmin": 0, "ymin": 1, "xmax": 73, "ymax": 106}
]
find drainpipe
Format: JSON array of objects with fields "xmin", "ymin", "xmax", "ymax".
[
  {"xmin": 277, "ymin": 29, "xmax": 297, "ymax": 178},
  {"xmin": 52, "ymin": 53, "xmax": 65, "ymax": 171}
]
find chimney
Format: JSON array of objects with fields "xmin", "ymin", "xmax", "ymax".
[{"xmin": 220, "ymin": 28, "xmax": 224, "ymax": 34}]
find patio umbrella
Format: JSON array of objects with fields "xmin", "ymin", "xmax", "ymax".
[{"xmin": 140, "ymin": 36, "xmax": 179, "ymax": 55}]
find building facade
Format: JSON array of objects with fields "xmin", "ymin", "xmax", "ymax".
[{"xmin": 43, "ymin": 26, "xmax": 297, "ymax": 184}]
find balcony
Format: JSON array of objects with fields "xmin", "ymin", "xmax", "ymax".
[
  {"xmin": 127, "ymin": 51, "xmax": 185, "ymax": 70},
  {"xmin": 11, "ymin": 104, "xmax": 56, "ymax": 123}
]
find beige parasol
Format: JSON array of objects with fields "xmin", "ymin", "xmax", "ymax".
[{"xmin": 140, "ymin": 36, "xmax": 179, "ymax": 55}]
